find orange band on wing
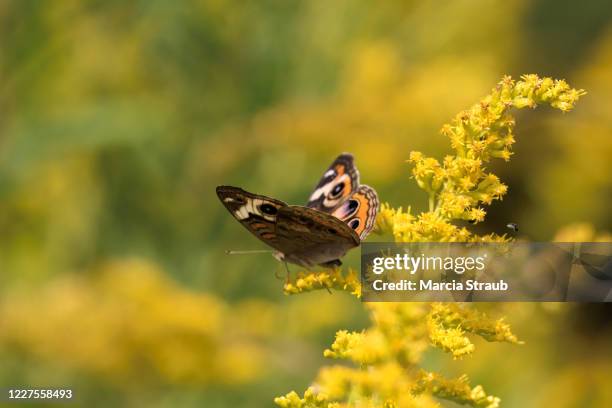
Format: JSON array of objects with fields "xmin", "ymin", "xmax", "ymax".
[{"xmin": 332, "ymin": 185, "xmax": 379, "ymax": 240}]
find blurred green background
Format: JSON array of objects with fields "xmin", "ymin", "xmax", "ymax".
[{"xmin": 0, "ymin": 0, "xmax": 611, "ymax": 407}]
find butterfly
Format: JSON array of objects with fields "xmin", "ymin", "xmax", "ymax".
[{"xmin": 216, "ymin": 153, "xmax": 379, "ymax": 268}]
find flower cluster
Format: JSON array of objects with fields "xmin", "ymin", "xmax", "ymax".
[
  {"xmin": 377, "ymin": 75, "xmax": 585, "ymax": 241},
  {"xmin": 427, "ymin": 303, "xmax": 523, "ymax": 359},
  {"xmin": 284, "ymin": 268, "xmax": 361, "ymax": 297},
  {"xmin": 278, "ymin": 75, "xmax": 584, "ymax": 407},
  {"xmin": 0, "ymin": 260, "xmax": 266, "ymax": 385},
  {"xmin": 413, "ymin": 372, "xmax": 500, "ymax": 408},
  {"xmin": 276, "ymin": 303, "xmax": 518, "ymax": 407}
]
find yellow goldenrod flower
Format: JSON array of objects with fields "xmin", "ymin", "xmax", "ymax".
[
  {"xmin": 283, "ymin": 268, "xmax": 361, "ymax": 298},
  {"xmin": 414, "ymin": 371, "xmax": 501, "ymax": 408},
  {"xmin": 277, "ymin": 75, "xmax": 584, "ymax": 408}
]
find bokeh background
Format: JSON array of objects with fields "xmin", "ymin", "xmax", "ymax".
[{"xmin": 1, "ymin": 1, "xmax": 611, "ymax": 407}]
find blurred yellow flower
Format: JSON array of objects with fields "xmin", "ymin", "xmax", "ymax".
[{"xmin": 1, "ymin": 259, "xmax": 265, "ymax": 385}]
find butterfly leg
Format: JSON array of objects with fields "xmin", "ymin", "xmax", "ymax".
[
  {"xmin": 284, "ymin": 261, "xmax": 291, "ymax": 285},
  {"xmin": 274, "ymin": 265, "xmax": 286, "ymax": 281},
  {"xmin": 320, "ymin": 263, "xmax": 337, "ymax": 294}
]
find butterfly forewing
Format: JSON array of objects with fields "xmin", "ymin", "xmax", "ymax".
[
  {"xmin": 216, "ymin": 186, "xmax": 288, "ymax": 249},
  {"xmin": 275, "ymin": 205, "xmax": 359, "ymax": 267}
]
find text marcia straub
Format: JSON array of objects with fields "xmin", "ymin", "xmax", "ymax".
[{"xmin": 372, "ymin": 279, "xmax": 509, "ymax": 292}]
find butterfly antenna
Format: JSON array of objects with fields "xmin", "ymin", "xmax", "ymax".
[{"xmin": 225, "ymin": 249, "xmax": 274, "ymax": 255}]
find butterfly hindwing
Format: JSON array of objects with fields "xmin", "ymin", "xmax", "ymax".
[
  {"xmin": 307, "ymin": 153, "xmax": 359, "ymax": 212},
  {"xmin": 216, "ymin": 186, "xmax": 287, "ymax": 248},
  {"xmin": 331, "ymin": 185, "xmax": 379, "ymax": 240},
  {"xmin": 305, "ymin": 154, "xmax": 379, "ymax": 241}
]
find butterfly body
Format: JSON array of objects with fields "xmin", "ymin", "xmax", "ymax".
[{"xmin": 216, "ymin": 154, "xmax": 378, "ymax": 268}]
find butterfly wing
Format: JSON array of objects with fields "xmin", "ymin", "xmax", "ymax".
[
  {"xmin": 306, "ymin": 153, "xmax": 360, "ymax": 212},
  {"xmin": 331, "ymin": 185, "xmax": 379, "ymax": 240},
  {"xmin": 216, "ymin": 186, "xmax": 288, "ymax": 249},
  {"xmin": 216, "ymin": 185, "xmax": 359, "ymax": 267},
  {"xmin": 307, "ymin": 153, "xmax": 379, "ymax": 241},
  {"xmin": 275, "ymin": 205, "xmax": 359, "ymax": 267},
  {"xmin": 217, "ymin": 153, "xmax": 379, "ymax": 268}
]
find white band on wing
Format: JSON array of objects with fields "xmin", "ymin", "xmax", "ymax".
[{"xmin": 234, "ymin": 198, "xmax": 277, "ymax": 221}]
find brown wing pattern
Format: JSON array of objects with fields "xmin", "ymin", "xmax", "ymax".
[
  {"xmin": 216, "ymin": 186, "xmax": 287, "ymax": 249},
  {"xmin": 275, "ymin": 205, "xmax": 359, "ymax": 267}
]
